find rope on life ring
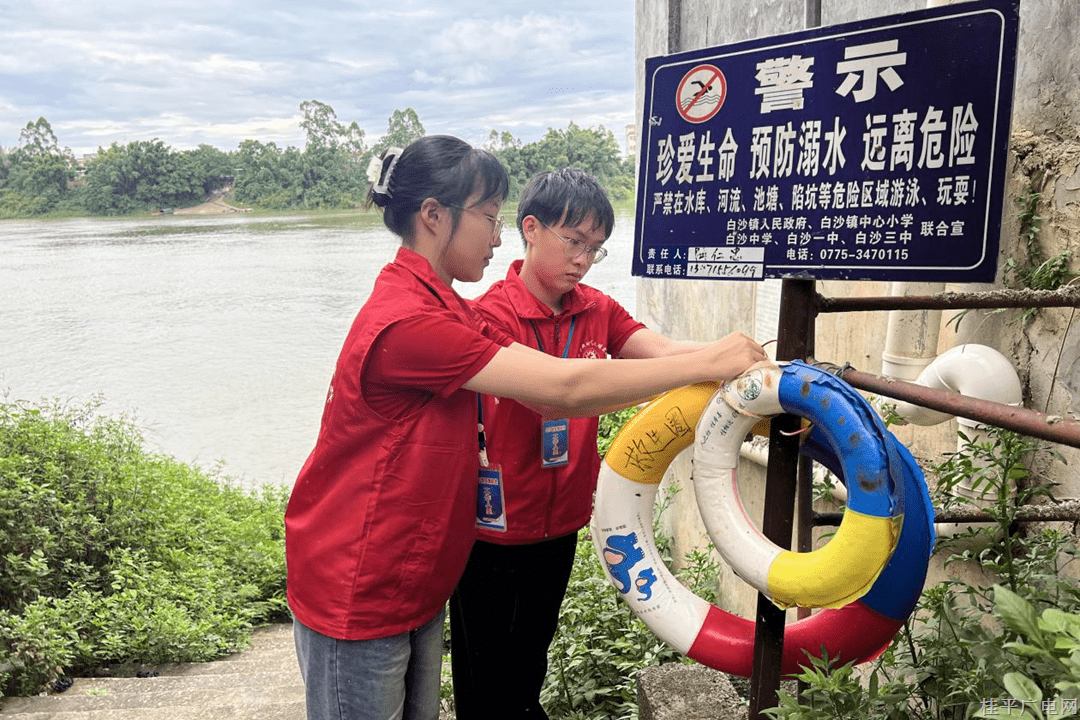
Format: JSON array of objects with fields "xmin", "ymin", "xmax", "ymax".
[{"xmin": 590, "ymin": 360, "xmax": 935, "ymax": 677}]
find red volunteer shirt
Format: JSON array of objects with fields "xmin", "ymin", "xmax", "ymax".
[
  {"xmin": 471, "ymin": 260, "xmax": 645, "ymax": 544},
  {"xmin": 285, "ymin": 247, "xmax": 511, "ymax": 640}
]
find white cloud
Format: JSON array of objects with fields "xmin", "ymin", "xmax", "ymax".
[
  {"xmin": 432, "ymin": 13, "xmax": 584, "ymax": 59},
  {"xmin": 1, "ymin": 1, "xmax": 635, "ymax": 156},
  {"xmin": 328, "ymin": 54, "xmax": 396, "ymax": 75},
  {"xmin": 410, "ymin": 69, "xmax": 445, "ymax": 84},
  {"xmin": 455, "ymin": 64, "xmax": 491, "ymax": 86},
  {"xmin": 191, "ymin": 54, "xmax": 270, "ymax": 79}
]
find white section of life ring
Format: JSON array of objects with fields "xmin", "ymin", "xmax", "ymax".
[{"xmin": 592, "ymin": 467, "xmax": 710, "ymax": 654}]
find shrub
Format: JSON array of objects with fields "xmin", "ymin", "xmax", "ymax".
[
  {"xmin": 765, "ymin": 427, "xmax": 1079, "ymax": 719},
  {"xmin": 0, "ymin": 397, "xmax": 289, "ymax": 697},
  {"xmin": 978, "ymin": 584, "xmax": 1080, "ymax": 718}
]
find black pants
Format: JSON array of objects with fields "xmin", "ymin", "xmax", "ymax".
[{"xmin": 449, "ymin": 532, "xmax": 578, "ymax": 720}]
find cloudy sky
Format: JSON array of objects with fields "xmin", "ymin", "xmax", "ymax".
[{"xmin": 1, "ymin": 1, "xmax": 636, "ymax": 159}]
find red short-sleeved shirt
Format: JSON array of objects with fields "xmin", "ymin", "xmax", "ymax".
[
  {"xmin": 471, "ymin": 260, "xmax": 646, "ymax": 544},
  {"xmin": 285, "ymin": 248, "xmax": 512, "ymax": 640},
  {"xmin": 365, "ymin": 312, "xmax": 512, "ymax": 418}
]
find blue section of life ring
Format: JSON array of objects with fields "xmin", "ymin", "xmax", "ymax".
[
  {"xmin": 779, "ymin": 361, "xmax": 900, "ymax": 520},
  {"xmin": 793, "ymin": 362, "xmax": 937, "ymax": 622}
]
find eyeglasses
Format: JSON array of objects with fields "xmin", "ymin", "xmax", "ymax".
[
  {"xmin": 449, "ymin": 205, "xmax": 504, "ymax": 241},
  {"xmin": 541, "ymin": 221, "xmax": 608, "ymax": 264}
]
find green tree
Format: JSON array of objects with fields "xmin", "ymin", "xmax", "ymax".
[
  {"xmin": 485, "ymin": 124, "xmax": 635, "ymax": 202},
  {"xmin": 531, "ymin": 122, "xmax": 624, "ymax": 181},
  {"xmin": 232, "ymin": 139, "xmax": 308, "ymax": 209},
  {"xmin": 298, "ymin": 99, "xmax": 368, "ymax": 160},
  {"xmin": 340, "ymin": 120, "xmax": 367, "ymax": 158},
  {"xmin": 0, "ymin": 117, "xmax": 75, "ymax": 217},
  {"xmin": 485, "ymin": 130, "xmax": 530, "ymax": 199},
  {"xmin": 183, "ymin": 144, "xmax": 234, "ymax": 196},
  {"xmin": 82, "ymin": 140, "xmax": 201, "ymax": 215},
  {"xmin": 0, "ymin": 153, "xmax": 72, "ymax": 216},
  {"xmin": 17, "ymin": 117, "xmax": 70, "ymax": 159},
  {"xmin": 300, "ymin": 99, "xmax": 342, "ymax": 152},
  {"xmin": 372, "ymin": 108, "xmax": 426, "ymax": 155},
  {"xmin": 294, "ymin": 100, "xmax": 369, "ymax": 208}
]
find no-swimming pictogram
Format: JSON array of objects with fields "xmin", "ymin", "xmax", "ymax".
[{"xmin": 676, "ymin": 64, "xmax": 727, "ymax": 123}]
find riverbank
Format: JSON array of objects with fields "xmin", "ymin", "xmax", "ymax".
[
  {"xmin": 0, "ymin": 198, "xmax": 635, "ymax": 225},
  {"xmin": 172, "ymin": 193, "xmax": 250, "ymax": 215}
]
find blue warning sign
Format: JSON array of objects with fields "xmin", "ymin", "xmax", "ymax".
[{"xmin": 633, "ymin": 0, "xmax": 1019, "ymax": 283}]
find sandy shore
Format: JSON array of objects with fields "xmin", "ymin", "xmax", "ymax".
[{"xmin": 173, "ymin": 196, "xmax": 250, "ymax": 215}]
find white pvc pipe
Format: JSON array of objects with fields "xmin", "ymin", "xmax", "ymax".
[
  {"xmin": 881, "ymin": 281, "xmax": 945, "ymax": 381},
  {"xmin": 886, "ymin": 344, "xmax": 1022, "ymax": 539},
  {"xmin": 889, "ymin": 344, "xmax": 1023, "ymax": 427}
]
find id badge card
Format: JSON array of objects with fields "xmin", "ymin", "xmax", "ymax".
[
  {"xmin": 541, "ymin": 419, "xmax": 570, "ymax": 468},
  {"xmin": 476, "ymin": 465, "xmax": 507, "ymax": 531}
]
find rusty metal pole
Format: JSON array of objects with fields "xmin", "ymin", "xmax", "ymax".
[
  {"xmin": 829, "ymin": 365, "xmax": 1080, "ymax": 450},
  {"xmin": 798, "ymin": 0, "xmax": 824, "ymax": 633},
  {"xmin": 816, "ymin": 285, "xmax": 1080, "ymax": 313},
  {"xmin": 795, "ymin": 339, "xmax": 817, "ymax": 700},
  {"xmin": 749, "ymin": 278, "xmax": 815, "ymax": 719}
]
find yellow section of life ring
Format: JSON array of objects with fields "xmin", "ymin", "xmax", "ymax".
[
  {"xmin": 767, "ymin": 512, "xmax": 900, "ymax": 608},
  {"xmin": 604, "ymin": 382, "xmax": 717, "ymax": 484}
]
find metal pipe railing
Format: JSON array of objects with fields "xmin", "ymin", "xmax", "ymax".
[
  {"xmin": 814, "ymin": 498, "xmax": 1080, "ymax": 526},
  {"xmin": 814, "ymin": 285, "xmax": 1080, "ymax": 314},
  {"xmin": 811, "ymin": 361, "xmax": 1080, "ymax": 450}
]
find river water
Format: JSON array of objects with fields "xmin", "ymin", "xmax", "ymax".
[{"xmin": 0, "ymin": 212, "xmax": 637, "ymax": 489}]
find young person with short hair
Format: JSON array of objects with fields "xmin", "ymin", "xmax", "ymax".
[{"xmin": 450, "ymin": 168, "xmax": 722, "ymax": 720}]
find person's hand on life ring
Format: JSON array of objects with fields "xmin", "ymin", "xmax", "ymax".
[{"xmin": 699, "ymin": 331, "xmax": 770, "ymax": 381}]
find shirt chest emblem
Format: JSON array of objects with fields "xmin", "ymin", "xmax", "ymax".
[{"xmin": 580, "ymin": 340, "xmax": 607, "ymax": 359}]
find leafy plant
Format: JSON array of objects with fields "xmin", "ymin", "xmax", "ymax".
[
  {"xmin": 971, "ymin": 585, "xmax": 1080, "ymax": 719},
  {"xmin": 999, "ymin": 187, "xmax": 1079, "ymax": 323},
  {"xmin": 0, "ymin": 397, "xmax": 289, "ymax": 698},
  {"xmin": 762, "ymin": 425, "xmax": 1079, "ymax": 720},
  {"xmin": 934, "ymin": 428, "xmax": 1061, "ymax": 594},
  {"xmin": 763, "ymin": 650, "xmax": 912, "ymax": 720}
]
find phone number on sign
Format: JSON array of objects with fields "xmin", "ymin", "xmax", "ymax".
[{"xmin": 819, "ymin": 248, "xmax": 910, "ymax": 261}]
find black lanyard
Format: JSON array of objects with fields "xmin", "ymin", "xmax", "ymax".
[
  {"xmin": 477, "ymin": 395, "xmax": 487, "ymax": 465},
  {"xmin": 528, "ymin": 316, "xmax": 577, "ymax": 359}
]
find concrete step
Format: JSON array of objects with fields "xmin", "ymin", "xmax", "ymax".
[
  {"xmin": 3, "ymin": 672, "xmax": 303, "ymax": 712},
  {"xmin": 0, "ymin": 623, "xmax": 305, "ymax": 720},
  {"xmin": 0, "ymin": 701, "xmax": 306, "ymax": 720},
  {"xmin": 155, "ymin": 655, "xmax": 300, "ymax": 677}
]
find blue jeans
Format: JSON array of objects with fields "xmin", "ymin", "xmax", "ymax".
[{"xmin": 293, "ymin": 609, "xmax": 445, "ymax": 720}]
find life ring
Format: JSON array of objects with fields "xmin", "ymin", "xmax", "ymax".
[{"xmin": 591, "ymin": 360, "xmax": 935, "ymax": 677}]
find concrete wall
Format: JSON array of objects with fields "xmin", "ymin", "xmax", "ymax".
[{"xmin": 633, "ymin": 0, "xmax": 1080, "ymax": 621}]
